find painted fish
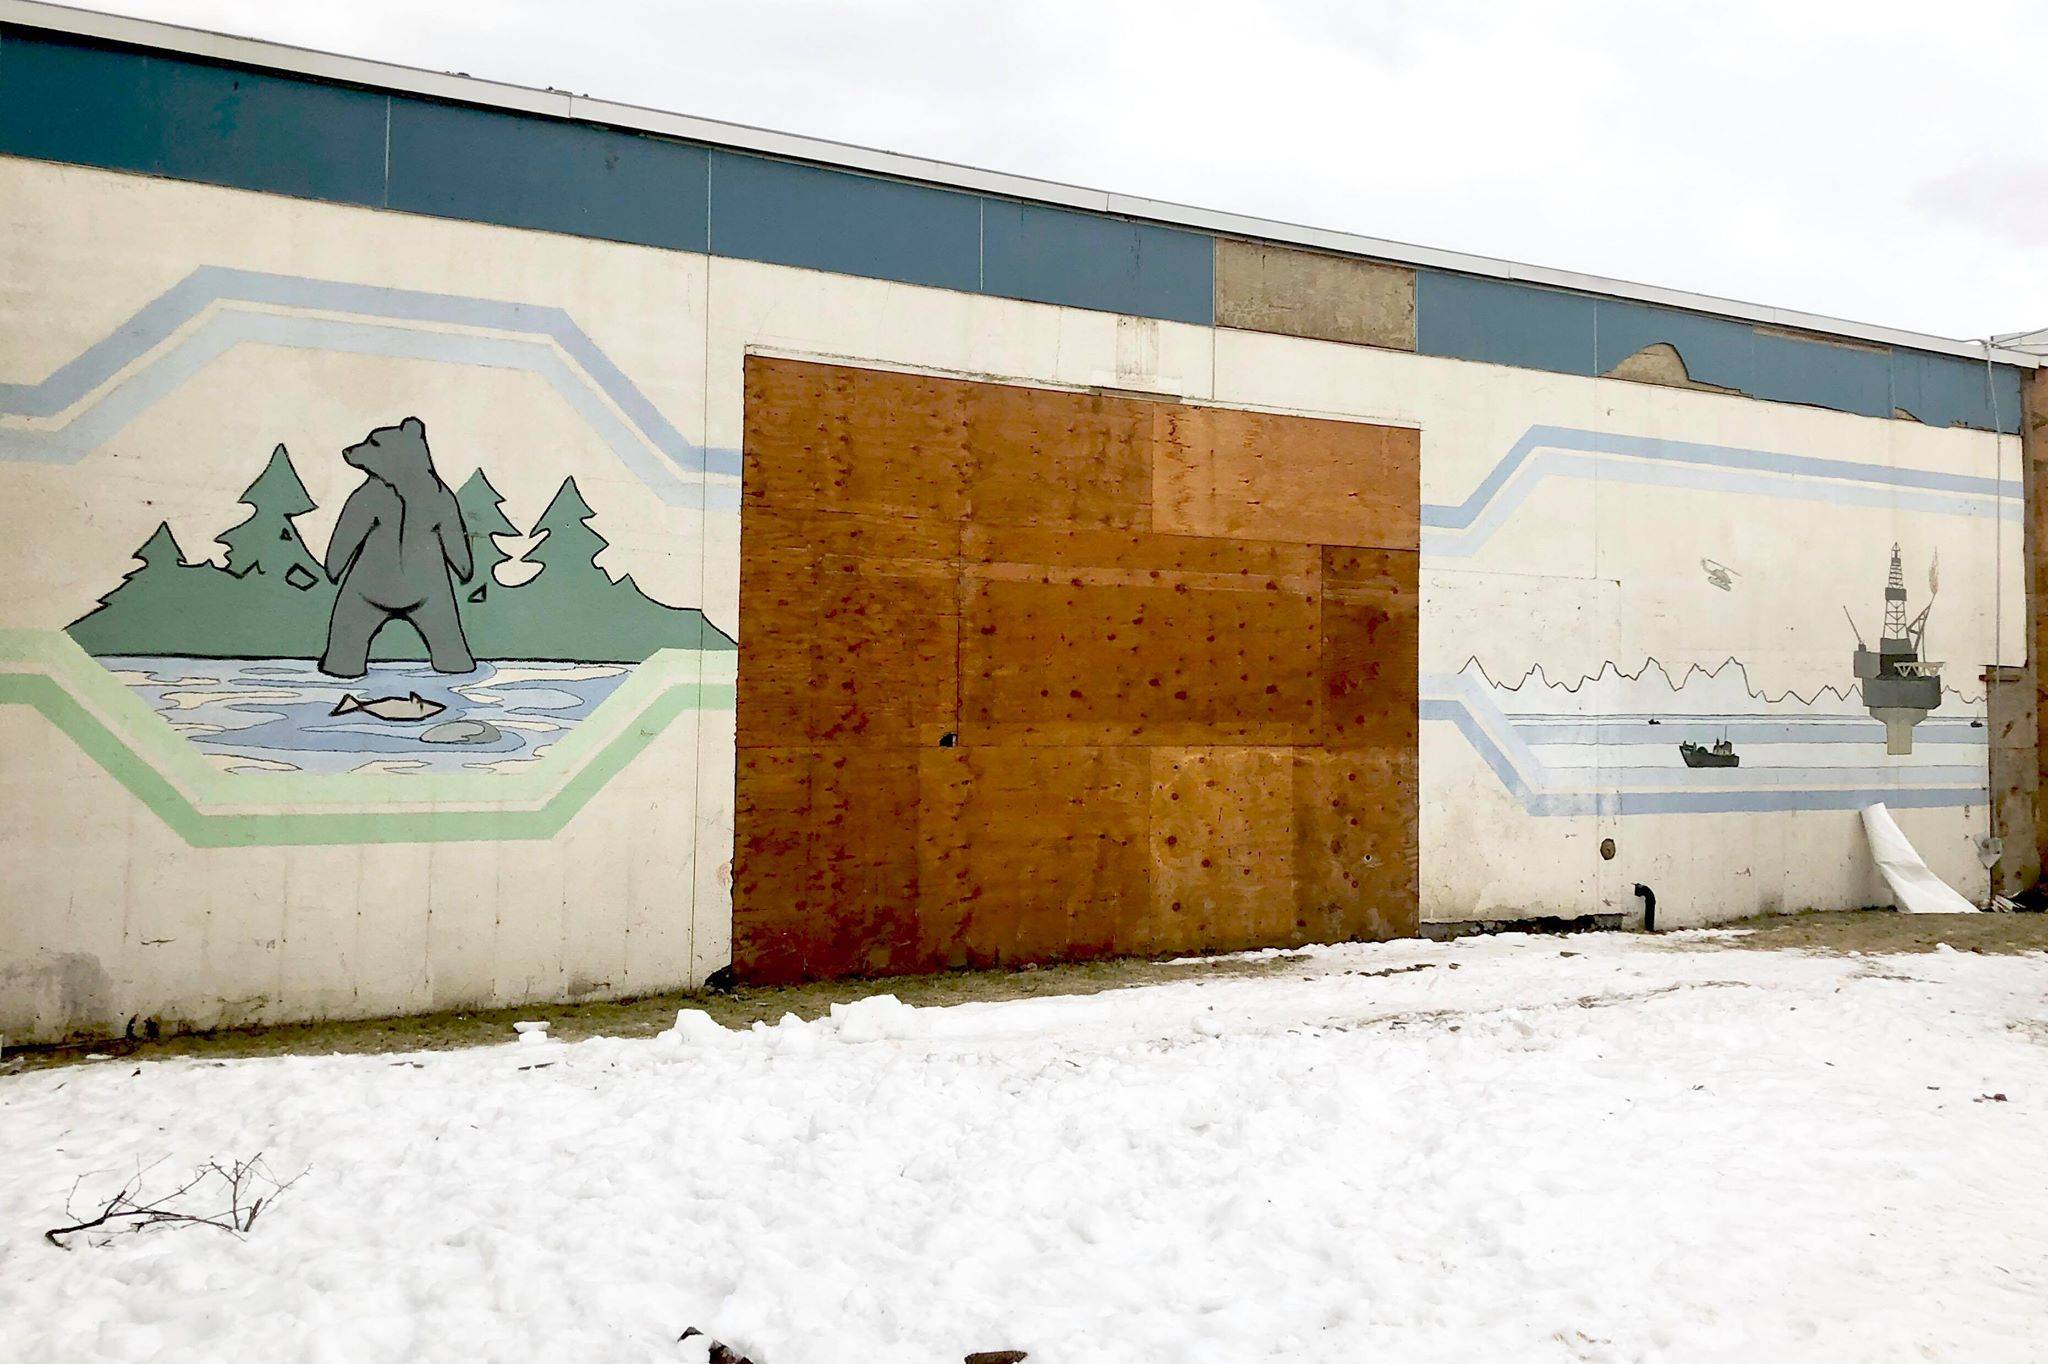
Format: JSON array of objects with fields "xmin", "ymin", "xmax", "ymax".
[{"xmin": 329, "ymin": 692, "xmax": 447, "ymax": 722}]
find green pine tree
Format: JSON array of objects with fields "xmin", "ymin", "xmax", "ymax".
[
  {"xmin": 480, "ymin": 476, "xmax": 732, "ymax": 661},
  {"xmin": 205, "ymin": 444, "xmax": 332, "ymax": 657},
  {"xmin": 525, "ymin": 476, "xmax": 608, "ymax": 583},
  {"xmin": 216, "ymin": 445, "xmax": 322, "ymax": 585},
  {"xmin": 68, "ymin": 523, "xmax": 207, "ymax": 656},
  {"xmin": 68, "ymin": 447, "xmax": 339, "ymax": 660},
  {"xmin": 67, "ymin": 464, "xmax": 734, "ymax": 663},
  {"xmin": 454, "ymin": 468, "xmax": 520, "ymax": 605}
]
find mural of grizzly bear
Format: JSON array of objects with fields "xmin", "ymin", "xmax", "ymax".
[{"xmin": 319, "ymin": 416, "xmax": 476, "ymax": 678}]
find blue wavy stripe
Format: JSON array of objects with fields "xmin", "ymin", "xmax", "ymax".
[
  {"xmin": 3, "ymin": 270, "xmax": 2016, "ymax": 544},
  {"xmin": 1421, "ymin": 424, "xmax": 2011, "ymax": 531},
  {"xmin": 0, "ymin": 266, "xmax": 742, "ymax": 489},
  {"xmin": 1420, "ymin": 690, "xmax": 1988, "ymax": 817},
  {"xmin": 1513, "ymin": 717, "xmax": 1986, "ymax": 746}
]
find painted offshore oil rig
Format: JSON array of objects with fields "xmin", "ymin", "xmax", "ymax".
[{"xmin": 1846, "ymin": 543, "xmax": 1942, "ymax": 755}]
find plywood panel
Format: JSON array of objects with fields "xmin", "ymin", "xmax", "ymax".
[
  {"xmin": 1146, "ymin": 747, "xmax": 1297, "ymax": 955},
  {"xmin": 735, "ymin": 358, "xmax": 1420, "ymax": 984},
  {"xmin": 731, "ymin": 746, "xmax": 814, "ymax": 982},
  {"xmin": 1318, "ymin": 546, "xmax": 1420, "ymax": 752},
  {"xmin": 919, "ymin": 746, "xmax": 1149, "ymax": 968},
  {"xmin": 744, "ymin": 356, "xmax": 968, "ymax": 519},
  {"xmin": 965, "ymin": 382, "xmax": 1155, "ymax": 530},
  {"xmin": 2027, "ymin": 369, "xmax": 2048, "ymax": 885},
  {"xmin": 733, "ymin": 508, "xmax": 822, "ymax": 747},
  {"xmin": 961, "ymin": 526, "xmax": 1322, "ymax": 746},
  {"xmin": 733, "ymin": 746, "xmax": 926, "ymax": 982},
  {"xmin": 1295, "ymin": 750, "xmax": 1419, "ymax": 943},
  {"xmin": 736, "ymin": 506, "xmax": 958, "ymax": 748},
  {"xmin": 1155, "ymin": 405, "xmax": 1419, "ymax": 550}
]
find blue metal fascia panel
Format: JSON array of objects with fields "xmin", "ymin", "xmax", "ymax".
[
  {"xmin": 708, "ymin": 150, "xmax": 980, "ymax": 292},
  {"xmin": 1593, "ymin": 299, "xmax": 1755, "ymax": 391},
  {"xmin": 979, "ymin": 199, "xmax": 1213, "ymax": 325},
  {"xmin": 0, "ymin": 28, "xmax": 386, "ymax": 206},
  {"xmin": 387, "ymin": 96, "xmax": 708, "ymax": 252},
  {"xmin": 1417, "ymin": 271, "xmax": 1597, "ymax": 376},
  {"xmin": 1748, "ymin": 328, "xmax": 1891, "ymax": 419},
  {"xmin": 1994, "ymin": 361, "xmax": 2026, "ymax": 435},
  {"xmin": 1889, "ymin": 346, "xmax": 2022, "ymax": 434},
  {"xmin": 1, "ymin": 23, "xmax": 2028, "ymax": 431}
]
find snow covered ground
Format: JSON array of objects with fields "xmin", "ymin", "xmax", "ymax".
[{"xmin": 3, "ymin": 931, "xmax": 2045, "ymax": 1363}]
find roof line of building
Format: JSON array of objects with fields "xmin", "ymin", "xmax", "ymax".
[{"xmin": 3, "ymin": 0, "xmax": 2037, "ymax": 371}]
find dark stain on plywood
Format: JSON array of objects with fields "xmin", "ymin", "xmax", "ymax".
[
  {"xmin": 743, "ymin": 358, "xmax": 969, "ymax": 520},
  {"xmin": 736, "ymin": 506, "xmax": 959, "ymax": 749},
  {"xmin": 1318, "ymin": 546, "xmax": 1420, "ymax": 752},
  {"xmin": 960, "ymin": 526, "xmax": 1322, "ymax": 748}
]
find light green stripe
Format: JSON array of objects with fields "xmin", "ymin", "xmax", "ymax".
[
  {"xmin": 0, "ymin": 635, "xmax": 735, "ymax": 846},
  {"xmin": 0, "ymin": 629, "xmax": 733, "ymax": 812}
]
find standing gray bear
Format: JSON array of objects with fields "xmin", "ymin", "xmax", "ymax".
[{"xmin": 320, "ymin": 416, "xmax": 476, "ymax": 678}]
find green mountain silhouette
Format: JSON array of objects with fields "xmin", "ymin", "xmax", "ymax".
[{"xmin": 68, "ymin": 446, "xmax": 735, "ymax": 664}]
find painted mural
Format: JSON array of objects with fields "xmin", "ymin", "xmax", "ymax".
[
  {"xmin": 1845, "ymin": 544, "xmax": 1943, "ymax": 754},
  {"xmin": 1419, "ymin": 424, "xmax": 2009, "ymax": 821},
  {"xmin": 0, "ymin": 189, "xmax": 741, "ymax": 860},
  {"xmin": 65, "ymin": 420, "xmax": 734, "ymax": 777},
  {"xmin": 1431, "ymin": 653, "xmax": 1986, "ymax": 819}
]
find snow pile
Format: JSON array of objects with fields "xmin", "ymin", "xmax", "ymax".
[
  {"xmin": 657, "ymin": 1009, "xmax": 732, "ymax": 1049},
  {"xmin": 2, "ymin": 933, "xmax": 2045, "ymax": 1362},
  {"xmin": 657, "ymin": 995, "xmax": 923, "ymax": 1052},
  {"xmin": 825, "ymin": 994, "xmax": 919, "ymax": 1043}
]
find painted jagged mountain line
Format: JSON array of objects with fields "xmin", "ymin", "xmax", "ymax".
[
  {"xmin": 1460, "ymin": 654, "xmax": 1983, "ymax": 707},
  {"xmin": 68, "ymin": 446, "xmax": 736, "ymax": 663}
]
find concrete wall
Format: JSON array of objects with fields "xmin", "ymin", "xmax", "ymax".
[
  {"xmin": 0, "ymin": 145, "xmax": 2026, "ymax": 1041},
  {"xmin": 0, "ymin": 157, "xmax": 734, "ymax": 1041}
]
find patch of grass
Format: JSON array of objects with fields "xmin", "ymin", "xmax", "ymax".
[
  {"xmin": 1664, "ymin": 908, "xmax": 2048, "ymax": 957},
  {"xmin": 4, "ymin": 951, "xmax": 1306, "ymax": 1074},
  {"xmin": 11, "ymin": 910, "xmax": 2040, "ymax": 1074}
]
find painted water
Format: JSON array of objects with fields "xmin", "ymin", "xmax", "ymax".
[{"xmin": 104, "ymin": 656, "xmax": 633, "ymax": 776}]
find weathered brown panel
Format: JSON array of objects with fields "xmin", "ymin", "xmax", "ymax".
[
  {"xmin": 1318, "ymin": 546, "xmax": 1420, "ymax": 751},
  {"xmin": 735, "ymin": 357, "xmax": 1421, "ymax": 984},
  {"xmin": 960, "ymin": 526, "xmax": 1322, "ymax": 747},
  {"xmin": 732, "ymin": 747, "xmax": 813, "ymax": 983},
  {"xmin": 2027, "ymin": 367, "xmax": 2048, "ymax": 887},
  {"xmin": 919, "ymin": 747, "xmax": 1150, "ymax": 967},
  {"xmin": 733, "ymin": 747, "xmax": 927, "ymax": 983},
  {"xmin": 736, "ymin": 506, "xmax": 958, "ymax": 748},
  {"xmin": 744, "ymin": 356, "xmax": 968, "ymax": 519},
  {"xmin": 1984, "ymin": 665, "xmax": 2037, "ymax": 896},
  {"xmin": 1213, "ymin": 239, "xmax": 1416, "ymax": 351},
  {"xmin": 1294, "ymin": 750, "xmax": 1420, "ymax": 942},
  {"xmin": 732, "ymin": 508, "xmax": 816, "ymax": 748},
  {"xmin": 1146, "ymin": 747, "xmax": 1297, "ymax": 954},
  {"xmin": 1155, "ymin": 405, "xmax": 1419, "ymax": 550},
  {"xmin": 966, "ymin": 383, "xmax": 1155, "ymax": 530}
]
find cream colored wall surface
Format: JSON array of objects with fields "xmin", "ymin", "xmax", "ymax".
[
  {"xmin": 1, "ymin": 156, "xmax": 2022, "ymax": 1040},
  {"xmin": 0, "ymin": 158, "xmax": 730, "ymax": 1041}
]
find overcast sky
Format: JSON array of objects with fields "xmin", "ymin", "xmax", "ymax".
[{"xmin": 86, "ymin": 0, "xmax": 2048, "ymax": 342}]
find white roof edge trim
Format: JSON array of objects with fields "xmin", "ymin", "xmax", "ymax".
[{"xmin": 3, "ymin": 0, "xmax": 2037, "ymax": 371}]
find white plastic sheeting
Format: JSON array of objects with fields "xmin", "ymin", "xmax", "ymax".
[{"xmin": 1862, "ymin": 802, "xmax": 1980, "ymax": 914}]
